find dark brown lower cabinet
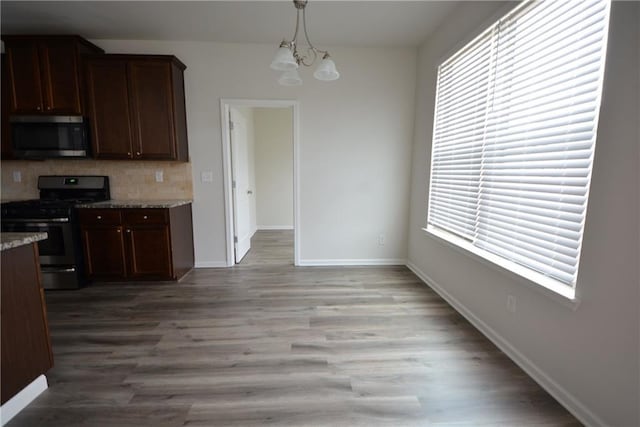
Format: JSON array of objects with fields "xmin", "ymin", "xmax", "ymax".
[
  {"xmin": 79, "ymin": 204, "xmax": 194, "ymax": 281},
  {"xmin": 126, "ymin": 225, "xmax": 172, "ymax": 279},
  {"xmin": 81, "ymin": 226, "xmax": 127, "ymax": 279},
  {"xmin": 1, "ymin": 243, "xmax": 53, "ymax": 404}
]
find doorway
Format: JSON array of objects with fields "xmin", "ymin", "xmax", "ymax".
[{"xmin": 221, "ymin": 99, "xmax": 300, "ymax": 267}]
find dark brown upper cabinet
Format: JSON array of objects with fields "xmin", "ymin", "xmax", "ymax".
[
  {"xmin": 2, "ymin": 55, "xmax": 13, "ymax": 160},
  {"xmin": 85, "ymin": 55, "xmax": 189, "ymax": 161},
  {"xmin": 84, "ymin": 58, "xmax": 134, "ymax": 159},
  {"xmin": 2, "ymin": 35, "xmax": 104, "ymax": 115}
]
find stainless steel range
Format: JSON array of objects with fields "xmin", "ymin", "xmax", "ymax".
[{"xmin": 1, "ymin": 176, "xmax": 110, "ymax": 289}]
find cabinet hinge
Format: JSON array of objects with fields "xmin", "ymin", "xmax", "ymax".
[
  {"xmin": 232, "ymin": 180, "xmax": 237, "ymax": 189},
  {"xmin": 229, "ymin": 120, "xmax": 235, "ymax": 130},
  {"xmin": 233, "ymin": 236, "xmax": 238, "ymax": 243}
]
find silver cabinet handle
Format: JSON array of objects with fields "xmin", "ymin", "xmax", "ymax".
[
  {"xmin": 97, "ymin": 215, "xmax": 102, "ymax": 220},
  {"xmin": 126, "ymin": 229, "xmax": 131, "ymax": 233},
  {"xmin": 143, "ymin": 215, "xmax": 148, "ymax": 219},
  {"xmin": 117, "ymin": 229, "xmax": 121, "ymax": 233}
]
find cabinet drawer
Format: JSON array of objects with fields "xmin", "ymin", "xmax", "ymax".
[
  {"xmin": 78, "ymin": 209, "xmax": 121, "ymax": 225},
  {"xmin": 123, "ymin": 209, "xmax": 168, "ymax": 225}
]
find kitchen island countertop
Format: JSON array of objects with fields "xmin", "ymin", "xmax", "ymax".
[{"xmin": 1, "ymin": 232, "xmax": 48, "ymax": 251}]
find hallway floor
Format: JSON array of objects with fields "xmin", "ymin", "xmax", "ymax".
[{"xmin": 239, "ymin": 230, "xmax": 294, "ymax": 267}]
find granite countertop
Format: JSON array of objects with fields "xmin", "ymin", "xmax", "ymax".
[
  {"xmin": 1, "ymin": 198, "xmax": 37, "ymax": 204},
  {"xmin": 1, "ymin": 232, "xmax": 48, "ymax": 251},
  {"xmin": 75, "ymin": 200, "xmax": 192, "ymax": 209}
]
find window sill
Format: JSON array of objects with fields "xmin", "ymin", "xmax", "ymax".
[{"xmin": 422, "ymin": 226, "xmax": 581, "ymax": 311}]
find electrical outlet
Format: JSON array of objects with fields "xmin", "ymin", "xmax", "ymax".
[
  {"xmin": 201, "ymin": 171, "xmax": 214, "ymax": 183},
  {"xmin": 155, "ymin": 170, "xmax": 164, "ymax": 183},
  {"xmin": 377, "ymin": 234, "xmax": 385, "ymax": 246},
  {"xmin": 506, "ymin": 295, "xmax": 517, "ymax": 313},
  {"xmin": 12, "ymin": 171, "xmax": 21, "ymax": 183}
]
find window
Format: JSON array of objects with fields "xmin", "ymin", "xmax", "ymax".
[{"xmin": 426, "ymin": 0, "xmax": 611, "ymax": 299}]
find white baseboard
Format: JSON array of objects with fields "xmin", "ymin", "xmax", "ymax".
[
  {"xmin": 194, "ymin": 261, "xmax": 229, "ymax": 268},
  {"xmin": 298, "ymin": 258, "xmax": 406, "ymax": 266},
  {"xmin": 257, "ymin": 225, "xmax": 294, "ymax": 230},
  {"xmin": 0, "ymin": 375, "xmax": 47, "ymax": 426},
  {"xmin": 405, "ymin": 261, "xmax": 605, "ymax": 427},
  {"xmin": 196, "ymin": 258, "xmax": 406, "ymax": 268}
]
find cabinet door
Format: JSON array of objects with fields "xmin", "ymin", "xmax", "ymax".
[
  {"xmin": 81, "ymin": 226, "xmax": 127, "ymax": 279},
  {"xmin": 85, "ymin": 59, "xmax": 134, "ymax": 159},
  {"xmin": 1, "ymin": 55, "xmax": 13, "ymax": 160},
  {"xmin": 126, "ymin": 225, "xmax": 173, "ymax": 279},
  {"xmin": 128, "ymin": 61, "xmax": 176, "ymax": 160},
  {"xmin": 39, "ymin": 42, "xmax": 82, "ymax": 114},
  {"xmin": 5, "ymin": 40, "xmax": 44, "ymax": 113}
]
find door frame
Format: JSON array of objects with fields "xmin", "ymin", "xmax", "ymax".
[{"xmin": 220, "ymin": 99, "xmax": 300, "ymax": 267}]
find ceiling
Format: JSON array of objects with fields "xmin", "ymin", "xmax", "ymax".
[{"xmin": 1, "ymin": 1, "xmax": 459, "ymax": 48}]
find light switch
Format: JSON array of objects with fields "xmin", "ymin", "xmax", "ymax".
[
  {"xmin": 155, "ymin": 170, "xmax": 164, "ymax": 183},
  {"xmin": 201, "ymin": 171, "xmax": 214, "ymax": 183},
  {"xmin": 12, "ymin": 171, "xmax": 21, "ymax": 183}
]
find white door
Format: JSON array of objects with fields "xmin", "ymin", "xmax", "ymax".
[{"xmin": 230, "ymin": 107, "xmax": 252, "ymax": 262}]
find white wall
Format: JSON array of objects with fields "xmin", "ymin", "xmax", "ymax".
[
  {"xmin": 407, "ymin": 2, "xmax": 639, "ymax": 426},
  {"xmin": 253, "ymin": 107, "xmax": 293, "ymax": 229},
  {"xmin": 233, "ymin": 106, "xmax": 258, "ymax": 236},
  {"xmin": 92, "ymin": 40, "xmax": 416, "ymax": 267}
]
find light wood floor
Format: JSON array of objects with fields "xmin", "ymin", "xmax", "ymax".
[
  {"xmin": 8, "ymin": 231, "xmax": 580, "ymax": 426},
  {"xmin": 239, "ymin": 230, "xmax": 294, "ymax": 266}
]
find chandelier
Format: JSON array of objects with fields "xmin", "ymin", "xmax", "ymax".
[{"xmin": 270, "ymin": 0, "xmax": 340, "ymax": 86}]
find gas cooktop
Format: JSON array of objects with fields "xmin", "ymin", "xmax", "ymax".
[
  {"xmin": 1, "ymin": 176, "xmax": 111, "ymax": 219},
  {"xmin": 1, "ymin": 199, "xmax": 94, "ymax": 219}
]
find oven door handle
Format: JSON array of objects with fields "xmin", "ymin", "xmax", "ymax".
[
  {"xmin": 40, "ymin": 266, "xmax": 76, "ymax": 273},
  {"xmin": 3, "ymin": 218, "xmax": 69, "ymax": 224}
]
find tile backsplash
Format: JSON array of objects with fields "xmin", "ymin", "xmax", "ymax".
[{"xmin": 1, "ymin": 160, "xmax": 193, "ymax": 201}]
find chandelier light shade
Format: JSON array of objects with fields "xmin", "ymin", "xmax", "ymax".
[
  {"xmin": 270, "ymin": 44, "xmax": 298, "ymax": 71},
  {"xmin": 271, "ymin": 0, "xmax": 340, "ymax": 85},
  {"xmin": 278, "ymin": 69, "xmax": 303, "ymax": 86},
  {"xmin": 313, "ymin": 54, "xmax": 340, "ymax": 81}
]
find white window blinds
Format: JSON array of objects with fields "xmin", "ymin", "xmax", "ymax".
[{"xmin": 427, "ymin": 0, "xmax": 610, "ymax": 293}]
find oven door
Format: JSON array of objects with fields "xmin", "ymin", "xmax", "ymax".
[{"xmin": 2, "ymin": 218, "xmax": 75, "ymax": 265}]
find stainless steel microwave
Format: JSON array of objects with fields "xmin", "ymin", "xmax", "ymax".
[{"xmin": 10, "ymin": 116, "xmax": 90, "ymax": 159}]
